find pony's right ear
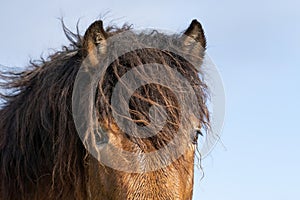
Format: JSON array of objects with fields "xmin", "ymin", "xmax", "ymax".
[{"xmin": 82, "ymin": 20, "xmax": 108, "ymax": 65}]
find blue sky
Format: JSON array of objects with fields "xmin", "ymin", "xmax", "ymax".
[{"xmin": 1, "ymin": 0, "xmax": 299, "ymax": 199}]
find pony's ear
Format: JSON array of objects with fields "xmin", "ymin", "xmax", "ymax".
[
  {"xmin": 183, "ymin": 19, "xmax": 206, "ymax": 49},
  {"xmin": 82, "ymin": 20, "xmax": 107, "ymax": 65}
]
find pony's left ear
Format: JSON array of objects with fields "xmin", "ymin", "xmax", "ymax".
[
  {"xmin": 82, "ymin": 20, "xmax": 107, "ymax": 65},
  {"xmin": 183, "ymin": 19, "xmax": 206, "ymax": 49}
]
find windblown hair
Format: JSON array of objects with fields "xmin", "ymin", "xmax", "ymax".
[
  {"xmin": 0, "ymin": 21, "xmax": 209, "ymax": 200},
  {"xmin": 95, "ymin": 48, "xmax": 209, "ymax": 150}
]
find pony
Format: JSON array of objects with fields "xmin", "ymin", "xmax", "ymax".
[{"xmin": 0, "ymin": 19, "xmax": 209, "ymax": 199}]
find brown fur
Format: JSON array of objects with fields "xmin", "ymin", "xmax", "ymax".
[{"xmin": 0, "ymin": 20, "xmax": 209, "ymax": 199}]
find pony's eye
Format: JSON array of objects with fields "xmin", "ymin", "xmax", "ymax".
[{"xmin": 191, "ymin": 128, "xmax": 203, "ymax": 144}]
